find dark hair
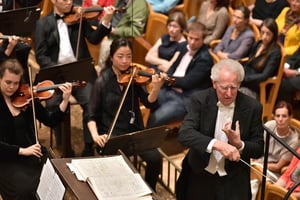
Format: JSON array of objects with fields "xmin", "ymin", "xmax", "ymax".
[
  {"xmin": 216, "ymin": 0, "xmax": 230, "ymax": 9},
  {"xmin": 105, "ymin": 37, "xmax": 133, "ymax": 69},
  {"xmin": 0, "ymin": 59, "xmax": 23, "ymax": 79},
  {"xmin": 273, "ymin": 101, "xmax": 293, "ymax": 116},
  {"xmin": 187, "ymin": 21, "xmax": 207, "ymax": 38},
  {"xmin": 235, "ymin": 5, "xmax": 250, "ymax": 20},
  {"xmin": 248, "ymin": 18, "xmax": 279, "ymax": 71},
  {"xmin": 167, "ymin": 10, "xmax": 187, "ymax": 32}
]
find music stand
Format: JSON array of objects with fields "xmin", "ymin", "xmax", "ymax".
[
  {"xmin": 0, "ymin": 6, "xmax": 41, "ymax": 37},
  {"xmin": 102, "ymin": 126, "xmax": 169, "ymax": 167},
  {"xmin": 34, "ymin": 58, "xmax": 94, "ymax": 85},
  {"xmin": 34, "ymin": 58, "xmax": 94, "ymax": 157}
]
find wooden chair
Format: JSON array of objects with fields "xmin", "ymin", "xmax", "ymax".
[
  {"xmin": 171, "ymin": 0, "xmax": 203, "ymax": 20},
  {"xmin": 260, "ymin": 44, "xmax": 286, "ymax": 122},
  {"xmin": 264, "ymin": 181, "xmax": 297, "ymax": 200},
  {"xmin": 40, "ymin": 0, "xmax": 53, "ymax": 18},
  {"xmin": 131, "ymin": 3, "xmax": 168, "ymax": 66}
]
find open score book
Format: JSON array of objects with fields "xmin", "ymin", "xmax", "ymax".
[{"xmin": 67, "ymin": 155, "xmax": 152, "ymax": 200}]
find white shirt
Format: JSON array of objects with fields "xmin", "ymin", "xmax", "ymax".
[{"xmin": 205, "ymin": 101, "xmax": 234, "ymax": 176}]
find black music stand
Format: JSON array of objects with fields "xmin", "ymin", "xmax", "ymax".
[
  {"xmin": 0, "ymin": 6, "xmax": 41, "ymax": 37},
  {"xmin": 102, "ymin": 126, "xmax": 169, "ymax": 167},
  {"xmin": 34, "ymin": 58, "xmax": 94, "ymax": 85},
  {"xmin": 34, "ymin": 58, "xmax": 94, "ymax": 157}
]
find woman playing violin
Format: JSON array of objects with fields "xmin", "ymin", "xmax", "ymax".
[
  {"xmin": 87, "ymin": 38, "xmax": 166, "ymax": 191},
  {"xmin": 0, "ymin": 59, "xmax": 72, "ymax": 200}
]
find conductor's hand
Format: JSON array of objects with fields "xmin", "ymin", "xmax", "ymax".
[
  {"xmin": 92, "ymin": 134, "xmax": 108, "ymax": 148},
  {"xmin": 19, "ymin": 143, "xmax": 43, "ymax": 158},
  {"xmin": 222, "ymin": 120, "xmax": 243, "ymax": 149},
  {"xmin": 213, "ymin": 140, "xmax": 240, "ymax": 161}
]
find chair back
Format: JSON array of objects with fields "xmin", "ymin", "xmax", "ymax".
[
  {"xmin": 259, "ymin": 43, "xmax": 286, "ymax": 122},
  {"xmin": 144, "ymin": 3, "xmax": 168, "ymax": 45},
  {"xmin": 265, "ymin": 182, "xmax": 297, "ymax": 200},
  {"xmin": 40, "ymin": 0, "xmax": 53, "ymax": 18}
]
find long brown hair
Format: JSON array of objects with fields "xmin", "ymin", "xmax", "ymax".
[{"xmin": 249, "ymin": 18, "xmax": 279, "ymax": 71}]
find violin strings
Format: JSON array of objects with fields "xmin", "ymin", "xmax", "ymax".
[{"xmin": 239, "ymin": 158, "xmax": 275, "ymax": 184}]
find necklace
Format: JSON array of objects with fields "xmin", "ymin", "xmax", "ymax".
[{"xmin": 275, "ymin": 126, "xmax": 290, "ymax": 138}]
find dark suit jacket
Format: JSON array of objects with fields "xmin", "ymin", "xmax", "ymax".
[
  {"xmin": 34, "ymin": 12, "xmax": 111, "ymax": 69},
  {"xmin": 177, "ymin": 88, "xmax": 264, "ymax": 199},
  {"xmin": 167, "ymin": 42, "xmax": 214, "ymax": 95}
]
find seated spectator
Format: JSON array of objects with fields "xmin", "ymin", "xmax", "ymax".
[
  {"xmin": 248, "ymin": 0, "xmax": 289, "ymax": 27},
  {"xmin": 253, "ymin": 101, "xmax": 299, "ymax": 182},
  {"xmin": 276, "ymin": 148, "xmax": 300, "ymax": 199},
  {"xmin": 197, "ymin": 0, "xmax": 230, "ymax": 45},
  {"xmin": 145, "ymin": 10, "xmax": 186, "ymax": 73},
  {"xmin": 147, "ymin": 22, "xmax": 213, "ymax": 128},
  {"xmin": 98, "ymin": 0, "xmax": 148, "ymax": 72},
  {"xmin": 276, "ymin": 0, "xmax": 300, "ymax": 57},
  {"xmin": 213, "ymin": 5, "xmax": 254, "ymax": 60},
  {"xmin": 239, "ymin": 18, "xmax": 281, "ymax": 99},
  {"xmin": 277, "ymin": 46, "xmax": 300, "ymax": 104},
  {"xmin": 146, "ymin": 0, "xmax": 181, "ymax": 14}
]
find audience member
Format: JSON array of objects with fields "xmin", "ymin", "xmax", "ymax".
[
  {"xmin": 146, "ymin": 0, "xmax": 180, "ymax": 14},
  {"xmin": 253, "ymin": 101, "xmax": 299, "ymax": 182},
  {"xmin": 248, "ymin": 0, "xmax": 289, "ymax": 27},
  {"xmin": 276, "ymin": 0, "xmax": 300, "ymax": 56},
  {"xmin": 87, "ymin": 38, "xmax": 166, "ymax": 191},
  {"xmin": 213, "ymin": 5, "xmax": 254, "ymax": 60},
  {"xmin": 176, "ymin": 59, "xmax": 264, "ymax": 200},
  {"xmin": 277, "ymin": 46, "xmax": 300, "ymax": 103},
  {"xmin": 197, "ymin": 0, "xmax": 230, "ymax": 45},
  {"xmin": 98, "ymin": 0, "xmax": 148, "ymax": 71},
  {"xmin": 147, "ymin": 22, "xmax": 213, "ymax": 128},
  {"xmin": 240, "ymin": 18, "xmax": 281, "ymax": 99},
  {"xmin": 0, "ymin": 59, "xmax": 72, "ymax": 200},
  {"xmin": 276, "ymin": 148, "xmax": 300, "ymax": 199},
  {"xmin": 34, "ymin": 0, "xmax": 114, "ymax": 156},
  {"xmin": 145, "ymin": 10, "xmax": 186, "ymax": 73}
]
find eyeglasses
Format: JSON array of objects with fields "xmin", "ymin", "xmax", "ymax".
[{"xmin": 217, "ymin": 83, "xmax": 239, "ymax": 92}]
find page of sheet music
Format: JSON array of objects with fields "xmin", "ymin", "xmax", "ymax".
[
  {"xmin": 70, "ymin": 155, "xmax": 134, "ymax": 181},
  {"xmin": 87, "ymin": 173, "xmax": 152, "ymax": 200},
  {"xmin": 37, "ymin": 159, "xmax": 65, "ymax": 200}
]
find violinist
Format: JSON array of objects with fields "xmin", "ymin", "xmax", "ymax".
[
  {"xmin": 34, "ymin": 0, "xmax": 114, "ymax": 156},
  {"xmin": 0, "ymin": 59, "xmax": 72, "ymax": 200},
  {"xmin": 87, "ymin": 38, "xmax": 167, "ymax": 191},
  {"xmin": 97, "ymin": 0, "xmax": 148, "ymax": 72},
  {"xmin": 0, "ymin": 34, "xmax": 32, "ymax": 83}
]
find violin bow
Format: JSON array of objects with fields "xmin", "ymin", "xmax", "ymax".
[{"xmin": 27, "ymin": 63, "xmax": 40, "ymax": 144}]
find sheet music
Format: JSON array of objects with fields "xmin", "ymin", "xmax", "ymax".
[
  {"xmin": 68, "ymin": 155, "xmax": 152, "ymax": 200},
  {"xmin": 87, "ymin": 173, "xmax": 152, "ymax": 200},
  {"xmin": 69, "ymin": 155, "xmax": 134, "ymax": 181},
  {"xmin": 37, "ymin": 159, "xmax": 65, "ymax": 200}
]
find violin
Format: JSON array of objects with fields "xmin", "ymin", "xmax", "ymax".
[
  {"xmin": 12, "ymin": 80, "xmax": 86, "ymax": 108},
  {"xmin": 0, "ymin": 33, "xmax": 32, "ymax": 45},
  {"xmin": 118, "ymin": 64, "xmax": 176, "ymax": 86},
  {"xmin": 63, "ymin": 5, "xmax": 126, "ymax": 25}
]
